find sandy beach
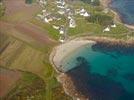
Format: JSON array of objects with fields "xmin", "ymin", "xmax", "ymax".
[
  {"xmin": 51, "ymin": 39, "xmax": 96, "ymax": 72},
  {"xmin": 51, "ymin": 36, "xmax": 134, "ymax": 73},
  {"xmin": 49, "ymin": 38, "xmax": 97, "ymax": 99},
  {"xmin": 49, "ymin": 38, "xmax": 96, "ymax": 99}
]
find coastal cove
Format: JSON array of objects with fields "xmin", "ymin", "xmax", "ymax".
[
  {"xmin": 51, "ymin": 37, "xmax": 134, "ymax": 100},
  {"xmin": 1, "ymin": 0, "xmax": 134, "ymax": 99}
]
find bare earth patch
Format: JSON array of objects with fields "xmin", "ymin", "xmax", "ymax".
[
  {"xmin": 15, "ymin": 22, "xmax": 53, "ymax": 44},
  {"xmin": 4, "ymin": 0, "xmax": 39, "ymax": 17}
]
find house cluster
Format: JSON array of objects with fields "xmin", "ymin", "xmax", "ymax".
[
  {"xmin": 55, "ymin": 0, "xmax": 77, "ymax": 42},
  {"xmin": 52, "ymin": 24, "xmax": 67, "ymax": 43},
  {"xmin": 56, "ymin": 0, "xmax": 77, "ymax": 28},
  {"xmin": 103, "ymin": 24, "xmax": 117, "ymax": 32},
  {"xmin": 36, "ymin": 0, "xmax": 92, "ymax": 43},
  {"xmin": 37, "ymin": 9, "xmax": 54, "ymax": 23},
  {"xmin": 55, "ymin": 0, "xmax": 91, "ymax": 28},
  {"xmin": 76, "ymin": 8, "xmax": 90, "ymax": 17},
  {"xmin": 56, "ymin": 0, "xmax": 66, "ymax": 9}
]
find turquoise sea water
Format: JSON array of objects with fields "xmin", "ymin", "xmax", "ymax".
[
  {"xmin": 62, "ymin": 43, "xmax": 134, "ymax": 100},
  {"xmin": 110, "ymin": 0, "xmax": 134, "ymax": 25}
]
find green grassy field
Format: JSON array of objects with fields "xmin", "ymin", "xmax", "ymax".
[
  {"xmin": 30, "ymin": 18, "xmax": 60, "ymax": 40},
  {"xmin": 5, "ymin": 71, "xmax": 46, "ymax": 100}
]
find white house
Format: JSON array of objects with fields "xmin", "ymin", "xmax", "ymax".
[
  {"xmin": 59, "ymin": 26, "xmax": 65, "ymax": 34},
  {"xmin": 44, "ymin": 17, "xmax": 53, "ymax": 23},
  {"xmin": 66, "ymin": 8, "xmax": 71, "ymax": 12},
  {"xmin": 83, "ymin": 12, "xmax": 90, "ymax": 17},
  {"xmin": 69, "ymin": 19, "xmax": 76, "ymax": 28},
  {"xmin": 42, "ymin": 9, "xmax": 46, "ymax": 13},
  {"xmin": 56, "ymin": 0, "xmax": 65, "ymax": 6},
  {"xmin": 68, "ymin": 15, "xmax": 72, "ymax": 19},
  {"xmin": 44, "ymin": 18, "xmax": 49, "ymax": 23},
  {"xmin": 37, "ymin": 14, "xmax": 44, "ymax": 19},
  {"xmin": 57, "ymin": 5, "xmax": 65, "ymax": 9},
  {"xmin": 59, "ymin": 37, "xmax": 65, "ymax": 43},
  {"xmin": 111, "ymin": 24, "xmax": 117, "ymax": 28},
  {"xmin": 52, "ymin": 25, "xmax": 59, "ymax": 30},
  {"xmin": 58, "ymin": 10, "xmax": 65, "ymax": 15},
  {"xmin": 80, "ymin": 8, "xmax": 86, "ymax": 13},
  {"xmin": 79, "ymin": 8, "xmax": 90, "ymax": 17},
  {"xmin": 57, "ymin": 18, "xmax": 61, "ymax": 20},
  {"xmin": 103, "ymin": 27, "xmax": 110, "ymax": 32},
  {"xmin": 59, "ymin": 35, "xmax": 65, "ymax": 43}
]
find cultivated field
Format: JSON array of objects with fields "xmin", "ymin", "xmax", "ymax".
[{"xmin": 0, "ymin": 0, "xmax": 71, "ymax": 99}]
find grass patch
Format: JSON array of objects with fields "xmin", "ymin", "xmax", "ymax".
[
  {"xmin": 5, "ymin": 71, "xmax": 46, "ymax": 100},
  {"xmin": 30, "ymin": 18, "xmax": 60, "ymax": 40}
]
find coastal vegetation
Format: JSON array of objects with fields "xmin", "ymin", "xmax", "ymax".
[
  {"xmin": 4, "ymin": 70, "xmax": 46, "ymax": 100},
  {"xmin": 81, "ymin": 0, "xmax": 100, "ymax": 6},
  {"xmin": 86, "ymin": 13, "xmax": 113, "ymax": 26},
  {"xmin": 0, "ymin": 0, "xmax": 133, "ymax": 100}
]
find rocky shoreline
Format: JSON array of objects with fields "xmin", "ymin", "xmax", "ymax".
[
  {"xmin": 100, "ymin": 0, "xmax": 134, "ymax": 30},
  {"xmin": 50, "ymin": 36, "xmax": 134, "ymax": 100}
]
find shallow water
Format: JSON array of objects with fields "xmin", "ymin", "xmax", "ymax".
[
  {"xmin": 110, "ymin": 0, "xmax": 134, "ymax": 25},
  {"xmin": 62, "ymin": 43, "xmax": 134, "ymax": 100}
]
